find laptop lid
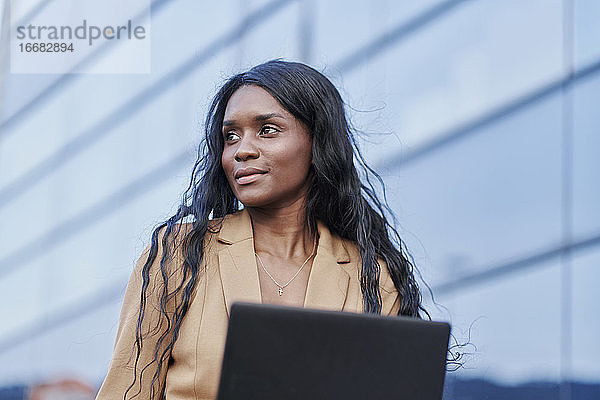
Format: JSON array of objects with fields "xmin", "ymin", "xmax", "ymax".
[{"xmin": 217, "ymin": 302, "xmax": 450, "ymax": 400}]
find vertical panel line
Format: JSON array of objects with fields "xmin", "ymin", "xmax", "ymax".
[{"xmin": 560, "ymin": 0, "xmax": 574, "ymax": 399}]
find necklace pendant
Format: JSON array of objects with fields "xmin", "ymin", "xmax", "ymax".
[{"xmin": 278, "ymin": 287, "xmax": 283, "ymax": 296}]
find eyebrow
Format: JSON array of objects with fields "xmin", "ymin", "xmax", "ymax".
[{"xmin": 222, "ymin": 112, "xmax": 286, "ymax": 127}]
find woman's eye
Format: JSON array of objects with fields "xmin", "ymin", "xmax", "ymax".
[
  {"xmin": 224, "ymin": 132, "xmax": 239, "ymax": 141},
  {"xmin": 260, "ymin": 126, "xmax": 278, "ymax": 135}
]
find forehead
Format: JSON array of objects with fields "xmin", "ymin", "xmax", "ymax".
[{"xmin": 223, "ymin": 85, "xmax": 290, "ymax": 120}]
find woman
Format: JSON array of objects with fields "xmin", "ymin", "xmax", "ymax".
[{"xmin": 96, "ymin": 60, "xmax": 426, "ymax": 400}]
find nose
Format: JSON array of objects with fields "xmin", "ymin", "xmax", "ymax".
[{"xmin": 234, "ymin": 135, "xmax": 260, "ymax": 162}]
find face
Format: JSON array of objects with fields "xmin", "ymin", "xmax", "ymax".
[{"xmin": 220, "ymin": 85, "xmax": 313, "ymax": 208}]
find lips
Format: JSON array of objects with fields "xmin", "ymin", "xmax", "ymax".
[{"xmin": 234, "ymin": 167, "xmax": 268, "ymax": 185}]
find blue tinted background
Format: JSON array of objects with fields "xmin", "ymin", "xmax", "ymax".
[{"xmin": 0, "ymin": 0, "xmax": 598, "ymax": 398}]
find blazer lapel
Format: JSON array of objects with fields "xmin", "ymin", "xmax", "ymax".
[
  {"xmin": 303, "ymin": 220, "xmax": 351, "ymax": 311},
  {"xmin": 217, "ymin": 209, "xmax": 262, "ymax": 316},
  {"xmin": 216, "ymin": 209, "xmax": 352, "ymax": 314}
]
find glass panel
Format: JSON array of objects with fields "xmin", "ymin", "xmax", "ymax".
[
  {"xmin": 571, "ymin": 247, "xmax": 600, "ymax": 383},
  {"xmin": 573, "ymin": 72, "xmax": 600, "ymax": 238},
  {"xmin": 340, "ymin": 0, "xmax": 564, "ymax": 163},
  {"xmin": 439, "ymin": 261, "xmax": 561, "ymax": 388},
  {"xmin": 230, "ymin": 0, "xmax": 302, "ymax": 68},
  {"xmin": 0, "ymin": 300, "xmax": 121, "ymax": 387},
  {"xmin": 312, "ymin": 0, "xmax": 444, "ymax": 66},
  {"xmin": 383, "ymin": 95, "xmax": 562, "ymax": 288},
  {"xmin": 0, "ymin": 170, "xmax": 184, "ymax": 337},
  {"xmin": 574, "ymin": 0, "xmax": 600, "ymax": 69}
]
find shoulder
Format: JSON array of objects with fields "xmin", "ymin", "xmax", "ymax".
[
  {"xmin": 134, "ymin": 212, "xmax": 248, "ymax": 269},
  {"xmin": 151, "ymin": 213, "xmax": 241, "ymax": 256}
]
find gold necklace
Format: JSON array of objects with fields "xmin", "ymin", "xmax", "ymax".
[{"xmin": 254, "ymin": 239, "xmax": 317, "ymax": 296}]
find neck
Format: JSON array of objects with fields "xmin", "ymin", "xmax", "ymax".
[{"xmin": 247, "ymin": 199, "xmax": 316, "ymax": 260}]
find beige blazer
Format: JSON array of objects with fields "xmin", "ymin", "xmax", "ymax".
[{"xmin": 96, "ymin": 208, "xmax": 401, "ymax": 400}]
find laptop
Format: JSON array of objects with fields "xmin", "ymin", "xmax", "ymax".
[{"xmin": 217, "ymin": 302, "xmax": 451, "ymax": 400}]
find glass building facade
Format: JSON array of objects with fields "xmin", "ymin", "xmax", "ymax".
[{"xmin": 0, "ymin": 0, "xmax": 598, "ymax": 398}]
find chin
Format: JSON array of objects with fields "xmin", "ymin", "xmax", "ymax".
[
  {"xmin": 235, "ymin": 194, "xmax": 272, "ymax": 208},
  {"xmin": 236, "ymin": 192, "xmax": 289, "ymax": 209},
  {"xmin": 233, "ymin": 185, "xmax": 308, "ymax": 209}
]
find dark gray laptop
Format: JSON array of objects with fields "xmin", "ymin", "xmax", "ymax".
[{"xmin": 217, "ymin": 302, "xmax": 450, "ymax": 400}]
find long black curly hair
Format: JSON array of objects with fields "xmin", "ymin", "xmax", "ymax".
[{"xmin": 126, "ymin": 60, "xmax": 427, "ymax": 399}]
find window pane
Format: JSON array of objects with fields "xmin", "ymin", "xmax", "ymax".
[
  {"xmin": 383, "ymin": 96, "xmax": 562, "ymax": 287},
  {"xmin": 573, "ymin": 73, "xmax": 600, "ymax": 238}
]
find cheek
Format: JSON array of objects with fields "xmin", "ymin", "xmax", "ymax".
[
  {"xmin": 274, "ymin": 143, "xmax": 312, "ymax": 178},
  {"xmin": 221, "ymin": 149, "xmax": 233, "ymax": 173},
  {"xmin": 291, "ymin": 137, "xmax": 312, "ymax": 168}
]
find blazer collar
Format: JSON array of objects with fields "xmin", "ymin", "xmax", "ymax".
[{"xmin": 216, "ymin": 208, "xmax": 351, "ymax": 316}]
